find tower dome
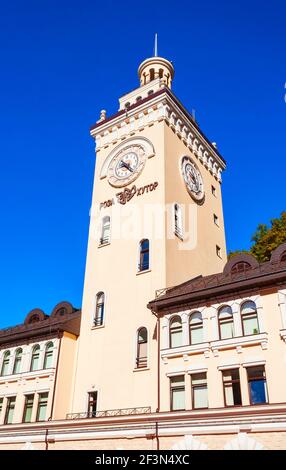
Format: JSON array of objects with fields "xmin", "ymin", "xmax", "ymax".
[{"xmin": 138, "ymin": 56, "xmax": 174, "ymax": 89}]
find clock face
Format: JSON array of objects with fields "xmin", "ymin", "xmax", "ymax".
[
  {"xmin": 107, "ymin": 145, "xmax": 146, "ymax": 187},
  {"xmin": 181, "ymin": 156, "xmax": 205, "ymax": 202}
]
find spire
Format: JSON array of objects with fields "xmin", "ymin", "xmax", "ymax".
[{"xmin": 154, "ymin": 33, "xmax": 158, "ymax": 57}]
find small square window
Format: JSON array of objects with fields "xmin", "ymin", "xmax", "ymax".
[
  {"xmin": 211, "ymin": 185, "xmax": 217, "ymax": 197},
  {"xmin": 214, "ymin": 214, "xmax": 219, "ymax": 226},
  {"xmin": 216, "ymin": 245, "xmax": 222, "ymax": 258}
]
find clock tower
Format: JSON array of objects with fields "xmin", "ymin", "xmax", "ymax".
[{"xmin": 71, "ymin": 53, "xmax": 227, "ymax": 415}]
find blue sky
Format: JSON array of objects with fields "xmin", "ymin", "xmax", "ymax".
[{"xmin": 0, "ymin": 0, "xmax": 285, "ymax": 327}]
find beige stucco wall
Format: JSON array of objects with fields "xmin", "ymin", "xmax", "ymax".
[{"xmin": 52, "ymin": 332, "xmax": 79, "ymax": 420}]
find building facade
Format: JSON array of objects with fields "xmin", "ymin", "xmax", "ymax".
[
  {"xmin": 0, "ymin": 53, "xmax": 286, "ymax": 450},
  {"xmin": 0, "ymin": 301, "xmax": 80, "ymax": 428}
]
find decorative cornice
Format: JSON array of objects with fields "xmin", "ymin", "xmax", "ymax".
[{"xmin": 90, "ymin": 88, "xmax": 226, "ymax": 182}]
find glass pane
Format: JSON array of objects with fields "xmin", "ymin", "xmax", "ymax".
[
  {"xmin": 138, "ymin": 328, "xmax": 147, "ymax": 343},
  {"xmin": 2, "ymin": 360, "xmax": 10, "ymax": 376},
  {"xmin": 171, "ymin": 375, "xmax": 184, "ymax": 387},
  {"xmin": 243, "ymin": 315, "xmax": 259, "ymax": 335},
  {"xmin": 6, "ymin": 398, "xmax": 16, "ymax": 424},
  {"xmin": 249, "ymin": 379, "xmax": 268, "ymax": 404},
  {"xmin": 223, "ymin": 369, "xmax": 240, "ymax": 381},
  {"xmin": 37, "ymin": 404, "xmax": 47, "ymax": 421},
  {"xmin": 190, "ymin": 325, "xmax": 203, "ymax": 344},
  {"xmin": 220, "ymin": 320, "xmax": 234, "ymax": 339},
  {"xmin": 193, "ymin": 386, "xmax": 208, "ymax": 408},
  {"xmin": 225, "ymin": 382, "xmax": 242, "ymax": 406},
  {"xmin": 247, "ymin": 367, "xmax": 265, "ymax": 379},
  {"xmin": 172, "ymin": 389, "xmax": 185, "ymax": 410},
  {"xmin": 31, "ymin": 355, "xmax": 40, "ymax": 371},
  {"xmin": 192, "ymin": 373, "xmax": 207, "ymax": 385},
  {"xmin": 44, "ymin": 352, "xmax": 53, "ymax": 369},
  {"xmin": 13, "ymin": 357, "xmax": 21, "ymax": 374},
  {"xmin": 170, "ymin": 330, "xmax": 182, "ymax": 348}
]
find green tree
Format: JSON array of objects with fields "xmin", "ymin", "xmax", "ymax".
[{"xmin": 228, "ymin": 211, "xmax": 286, "ymax": 262}]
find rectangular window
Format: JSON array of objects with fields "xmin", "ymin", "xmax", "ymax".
[
  {"xmin": 87, "ymin": 392, "xmax": 98, "ymax": 417},
  {"xmin": 22, "ymin": 394, "xmax": 34, "ymax": 423},
  {"xmin": 213, "ymin": 214, "xmax": 219, "ymax": 226},
  {"xmin": 211, "ymin": 185, "xmax": 217, "ymax": 196},
  {"xmin": 170, "ymin": 376, "xmax": 185, "ymax": 411},
  {"xmin": 191, "ymin": 373, "xmax": 208, "ymax": 409},
  {"xmin": 36, "ymin": 392, "xmax": 49, "ymax": 422},
  {"xmin": 247, "ymin": 366, "xmax": 268, "ymax": 405},
  {"xmin": 222, "ymin": 369, "xmax": 242, "ymax": 406},
  {"xmin": 0, "ymin": 397, "xmax": 3, "ymax": 414},
  {"xmin": 216, "ymin": 245, "xmax": 222, "ymax": 258},
  {"xmin": 4, "ymin": 396, "xmax": 16, "ymax": 425}
]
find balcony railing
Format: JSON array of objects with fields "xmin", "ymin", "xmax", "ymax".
[{"xmin": 66, "ymin": 406, "xmax": 151, "ymax": 420}]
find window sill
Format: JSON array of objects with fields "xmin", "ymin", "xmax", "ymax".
[
  {"xmin": 174, "ymin": 232, "xmax": 184, "ymax": 242},
  {"xmin": 136, "ymin": 269, "xmax": 151, "ymax": 276},
  {"xmin": 91, "ymin": 324, "xmax": 105, "ymax": 330},
  {"xmin": 98, "ymin": 242, "xmax": 110, "ymax": 249},
  {"xmin": 161, "ymin": 333, "xmax": 269, "ymax": 361},
  {"xmin": 133, "ymin": 367, "xmax": 150, "ymax": 373}
]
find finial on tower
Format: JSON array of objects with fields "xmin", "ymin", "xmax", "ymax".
[
  {"xmin": 154, "ymin": 33, "xmax": 158, "ymax": 57},
  {"xmin": 138, "ymin": 38, "xmax": 174, "ymax": 89}
]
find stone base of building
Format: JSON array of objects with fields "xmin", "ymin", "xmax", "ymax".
[{"xmin": 1, "ymin": 404, "xmax": 286, "ymax": 450}]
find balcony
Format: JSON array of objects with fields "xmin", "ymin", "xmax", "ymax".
[{"xmin": 66, "ymin": 406, "xmax": 151, "ymax": 420}]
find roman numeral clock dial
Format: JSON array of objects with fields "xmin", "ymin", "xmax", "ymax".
[
  {"xmin": 181, "ymin": 156, "xmax": 205, "ymax": 203},
  {"xmin": 107, "ymin": 145, "xmax": 147, "ymax": 187}
]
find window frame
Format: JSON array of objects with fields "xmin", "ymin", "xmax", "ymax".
[
  {"xmin": 22, "ymin": 394, "xmax": 35, "ymax": 423},
  {"xmin": 36, "ymin": 392, "xmax": 49, "ymax": 422},
  {"xmin": 222, "ymin": 368, "xmax": 242, "ymax": 408},
  {"xmin": 191, "ymin": 373, "xmax": 208, "ymax": 410},
  {"xmin": 43, "ymin": 342, "xmax": 54, "ymax": 369},
  {"xmin": 241, "ymin": 301, "xmax": 260, "ymax": 336},
  {"xmin": 12, "ymin": 348, "xmax": 23, "ymax": 375},
  {"xmin": 247, "ymin": 366, "xmax": 269, "ymax": 405},
  {"xmin": 136, "ymin": 327, "xmax": 148, "ymax": 369},
  {"xmin": 87, "ymin": 391, "xmax": 98, "ymax": 418},
  {"xmin": 218, "ymin": 306, "xmax": 235, "ymax": 340},
  {"xmin": 99, "ymin": 216, "xmax": 111, "ymax": 246},
  {"xmin": 4, "ymin": 396, "xmax": 16, "ymax": 425},
  {"xmin": 189, "ymin": 312, "xmax": 204, "ymax": 345},
  {"xmin": 30, "ymin": 345, "xmax": 41, "ymax": 372},
  {"xmin": 169, "ymin": 316, "xmax": 183, "ymax": 349},
  {"xmin": 94, "ymin": 292, "xmax": 105, "ymax": 327},
  {"xmin": 1, "ymin": 351, "xmax": 11, "ymax": 376},
  {"xmin": 170, "ymin": 375, "xmax": 185, "ymax": 411},
  {"xmin": 138, "ymin": 239, "xmax": 150, "ymax": 272}
]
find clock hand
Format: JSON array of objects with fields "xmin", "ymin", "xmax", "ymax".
[{"xmin": 119, "ymin": 160, "xmax": 133, "ymax": 172}]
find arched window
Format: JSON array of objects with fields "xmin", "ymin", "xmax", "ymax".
[
  {"xmin": 241, "ymin": 301, "xmax": 260, "ymax": 336},
  {"xmin": 138, "ymin": 239, "xmax": 149, "ymax": 272},
  {"xmin": 13, "ymin": 348, "xmax": 23, "ymax": 374},
  {"xmin": 281, "ymin": 251, "xmax": 286, "ymax": 262},
  {"xmin": 174, "ymin": 204, "xmax": 183, "ymax": 239},
  {"xmin": 43, "ymin": 342, "xmax": 54, "ymax": 369},
  {"xmin": 100, "ymin": 216, "xmax": 110, "ymax": 245},
  {"xmin": 94, "ymin": 292, "xmax": 105, "ymax": 326},
  {"xmin": 136, "ymin": 327, "xmax": 148, "ymax": 368},
  {"xmin": 218, "ymin": 306, "xmax": 234, "ymax": 340},
  {"xmin": 189, "ymin": 312, "xmax": 204, "ymax": 345},
  {"xmin": 1, "ymin": 351, "xmax": 11, "ymax": 376},
  {"xmin": 231, "ymin": 262, "xmax": 251, "ymax": 274},
  {"xmin": 30, "ymin": 345, "xmax": 41, "ymax": 371},
  {"xmin": 159, "ymin": 68, "xmax": 164, "ymax": 79},
  {"xmin": 150, "ymin": 68, "xmax": 155, "ymax": 81},
  {"xmin": 170, "ymin": 316, "xmax": 183, "ymax": 348},
  {"xmin": 147, "ymin": 89, "xmax": 154, "ymax": 96}
]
